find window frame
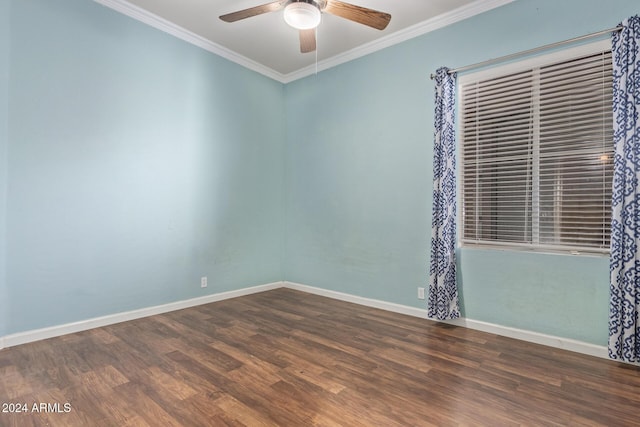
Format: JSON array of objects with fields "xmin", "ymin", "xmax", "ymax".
[{"xmin": 456, "ymin": 39, "xmax": 613, "ymax": 256}]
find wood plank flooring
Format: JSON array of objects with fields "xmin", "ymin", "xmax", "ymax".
[{"xmin": 1, "ymin": 288, "xmax": 639, "ymax": 426}]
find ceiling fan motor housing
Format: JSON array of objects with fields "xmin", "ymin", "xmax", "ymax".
[{"xmin": 289, "ymin": 0, "xmax": 326, "ymax": 8}]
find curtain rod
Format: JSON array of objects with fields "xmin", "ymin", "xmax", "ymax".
[{"xmin": 429, "ymin": 26, "xmax": 623, "ymax": 79}]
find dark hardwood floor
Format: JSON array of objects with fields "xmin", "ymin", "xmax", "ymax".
[{"xmin": 1, "ymin": 288, "xmax": 639, "ymax": 426}]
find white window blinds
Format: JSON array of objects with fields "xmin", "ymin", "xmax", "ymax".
[{"xmin": 460, "ymin": 43, "xmax": 613, "ymax": 253}]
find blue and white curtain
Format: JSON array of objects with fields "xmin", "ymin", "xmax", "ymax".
[
  {"xmin": 609, "ymin": 15, "xmax": 640, "ymax": 363},
  {"xmin": 428, "ymin": 67, "xmax": 460, "ymax": 320}
]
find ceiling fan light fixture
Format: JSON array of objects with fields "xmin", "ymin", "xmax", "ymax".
[{"xmin": 284, "ymin": 2, "xmax": 321, "ymax": 30}]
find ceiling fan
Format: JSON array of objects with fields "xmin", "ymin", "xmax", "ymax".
[{"xmin": 219, "ymin": 0, "xmax": 391, "ymax": 53}]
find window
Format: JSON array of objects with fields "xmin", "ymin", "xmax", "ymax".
[{"xmin": 459, "ymin": 41, "xmax": 613, "ymax": 254}]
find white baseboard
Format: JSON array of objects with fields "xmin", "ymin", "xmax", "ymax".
[
  {"xmin": 284, "ymin": 281, "xmax": 431, "ymax": 318},
  {"xmin": 445, "ymin": 318, "xmax": 608, "ymax": 359},
  {"xmin": 0, "ymin": 281, "xmax": 283, "ymax": 350},
  {"xmin": 0, "ymin": 279, "xmax": 613, "ymax": 363},
  {"xmin": 283, "ymin": 281, "xmax": 609, "ymax": 360}
]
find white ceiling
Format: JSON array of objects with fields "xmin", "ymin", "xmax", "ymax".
[{"xmin": 95, "ymin": 0, "xmax": 514, "ymax": 82}]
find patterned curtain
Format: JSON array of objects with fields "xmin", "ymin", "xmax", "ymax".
[
  {"xmin": 609, "ymin": 15, "xmax": 640, "ymax": 363},
  {"xmin": 428, "ymin": 67, "xmax": 460, "ymax": 320}
]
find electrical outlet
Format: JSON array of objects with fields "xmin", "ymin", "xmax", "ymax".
[
  {"xmin": 417, "ymin": 287, "xmax": 425, "ymax": 300},
  {"xmin": 201, "ymin": 276, "xmax": 208, "ymax": 288}
]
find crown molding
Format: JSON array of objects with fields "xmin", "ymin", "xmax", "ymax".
[
  {"xmin": 94, "ymin": 0, "xmax": 514, "ymax": 84},
  {"xmin": 93, "ymin": 0, "xmax": 288, "ymax": 82},
  {"xmin": 282, "ymin": 0, "xmax": 515, "ymax": 82}
]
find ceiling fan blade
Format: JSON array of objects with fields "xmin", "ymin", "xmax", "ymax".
[
  {"xmin": 219, "ymin": 1, "xmax": 286, "ymax": 23},
  {"xmin": 323, "ymin": 0, "xmax": 391, "ymax": 30},
  {"xmin": 299, "ymin": 29, "xmax": 316, "ymax": 53}
]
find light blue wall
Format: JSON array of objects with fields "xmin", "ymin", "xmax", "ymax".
[
  {"xmin": 4, "ymin": 0, "xmax": 284, "ymax": 334},
  {"xmin": 4, "ymin": 0, "xmax": 636, "ymax": 347},
  {"xmin": 284, "ymin": 0, "xmax": 638, "ymax": 345},
  {"xmin": 0, "ymin": 0, "xmax": 10, "ymax": 337}
]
